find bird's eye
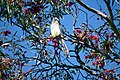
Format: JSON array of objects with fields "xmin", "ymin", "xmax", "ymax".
[{"xmin": 54, "ymin": 17, "xmax": 59, "ymax": 21}]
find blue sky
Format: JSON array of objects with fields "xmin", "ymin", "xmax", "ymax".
[{"xmin": 0, "ymin": 0, "xmax": 120, "ymax": 79}]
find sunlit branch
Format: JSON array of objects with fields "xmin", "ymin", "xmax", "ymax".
[{"xmin": 76, "ymin": 0, "xmax": 120, "ymax": 39}]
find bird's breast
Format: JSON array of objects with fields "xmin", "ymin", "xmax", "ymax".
[{"xmin": 51, "ymin": 26, "xmax": 61, "ymax": 37}]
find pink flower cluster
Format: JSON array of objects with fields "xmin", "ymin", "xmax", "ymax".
[
  {"xmin": 22, "ymin": 1, "xmax": 44, "ymax": 14},
  {"xmin": 49, "ymin": 37, "xmax": 59, "ymax": 55},
  {"xmin": 4, "ymin": 30, "xmax": 11, "ymax": 36},
  {"xmin": 88, "ymin": 35, "xmax": 99, "ymax": 44}
]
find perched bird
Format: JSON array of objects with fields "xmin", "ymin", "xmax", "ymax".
[{"xmin": 51, "ymin": 17, "xmax": 70, "ymax": 57}]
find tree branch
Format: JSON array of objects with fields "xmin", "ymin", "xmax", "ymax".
[{"xmin": 76, "ymin": 0, "xmax": 120, "ymax": 39}]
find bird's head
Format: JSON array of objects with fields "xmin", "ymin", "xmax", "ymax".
[
  {"xmin": 52, "ymin": 17, "xmax": 59, "ymax": 26},
  {"xmin": 53, "ymin": 17, "xmax": 59, "ymax": 21}
]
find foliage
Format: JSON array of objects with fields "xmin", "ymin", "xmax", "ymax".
[{"xmin": 0, "ymin": 0, "xmax": 120, "ymax": 80}]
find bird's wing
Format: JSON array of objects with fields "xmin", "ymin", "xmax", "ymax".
[{"xmin": 59, "ymin": 38, "xmax": 70, "ymax": 57}]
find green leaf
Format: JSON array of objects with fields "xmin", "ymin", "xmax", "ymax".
[
  {"xmin": 71, "ymin": 70, "xmax": 76, "ymax": 75},
  {"xmin": 0, "ymin": 71, "xmax": 1, "ymax": 78},
  {"xmin": 0, "ymin": 51, "xmax": 5, "ymax": 56}
]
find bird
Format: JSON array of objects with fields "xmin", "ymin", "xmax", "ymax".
[{"xmin": 51, "ymin": 17, "xmax": 70, "ymax": 57}]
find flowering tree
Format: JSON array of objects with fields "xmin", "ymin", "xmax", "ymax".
[{"xmin": 0, "ymin": 0, "xmax": 120, "ymax": 80}]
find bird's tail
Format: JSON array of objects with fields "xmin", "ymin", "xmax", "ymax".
[{"xmin": 59, "ymin": 39, "xmax": 70, "ymax": 57}]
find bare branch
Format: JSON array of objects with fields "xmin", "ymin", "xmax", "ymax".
[{"xmin": 76, "ymin": 0, "xmax": 120, "ymax": 39}]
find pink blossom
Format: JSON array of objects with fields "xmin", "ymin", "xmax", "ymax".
[
  {"xmin": 54, "ymin": 42, "xmax": 58, "ymax": 47},
  {"xmin": 92, "ymin": 62, "xmax": 96, "ymax": 65},
  {"xmin": 102, "ymin": 78, "xmax": 105, "ymax": 80},
  {"xmin": 95, "ymin": 61, "xmax": 99, "ymax": 65},
  {"xmin": 88, "ymin": 35, "xmax": 98, "ymax": 40},
  {"xmin": 43, "ymin": 42, "xmax": 47, "ymax": 45},
  {"xmin": 88, "ymin": 35, "xmax": 99, "ymax": 45},
  {"xmin": 84, "ymin": 56, "xmax": 88, "ymax": 59},
  {"xmin": 99, "ymin": 61, "xmax": 105, "ymax": 68},
  {"xmin": 49, "ymin": 37, "xmax": 53, "ymax": 41},
  {"xmin": 4, "ymin": 30, "xmax": 11, "ymax": 36},
  {"xmin": 24, "ymin": 8, "xmax": 28, "ymax": 14},
  {"xmin": 2, "ymin": 58, "xmax": 10, "ymax": 63},
  {"xmin": 105, "ymin": 70, "xmax": 113, "ymax": 74},
  {"xmin": 97, "ymin": 32, "xmax": 100, "ymax": 36},
  {"xmin": 95, "ymin": 56, "xmax": 99, "ymax": 61},
  {"xmin": 66, "ymin": 2, "xmax": 74, "ymax": 7},
  {"xmin": 75, "ymin": 29, "xmax": 82, "ymax": 33},
  {"xmin": 52, "ymin": 39, "xmax": 57, "ymax": 43}
]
